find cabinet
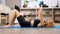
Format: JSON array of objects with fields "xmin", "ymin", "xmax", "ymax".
[
  {"xmin": 21, "ymin": 8, "xmax": 37, "ymax": 20},
  {"xmin": 54, "ymin": 8, "xmax": 60, "ymax": 23},
  {"xmin": 20, "ymin": 8, "xmax": 53, "ymax": 21},
  {"xmin": 20, "ymin": 8, "xmax": 60, "ymax": 23}
]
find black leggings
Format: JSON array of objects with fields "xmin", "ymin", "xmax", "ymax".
[{"xmin": 17, "ymin": 15, "xmax": 40, "ymax": 27}]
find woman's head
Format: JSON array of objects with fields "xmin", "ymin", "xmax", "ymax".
[{"xmin": 44, "ymin": 19, "xmax": 55, "ymax": 27}]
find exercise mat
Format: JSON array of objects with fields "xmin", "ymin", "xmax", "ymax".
[{"xmin": 0, "ymin": 25, "xmax": 60, "ymax": 29}]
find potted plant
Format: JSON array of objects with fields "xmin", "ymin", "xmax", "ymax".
[{"xmin": 23, "ymin": 0, "xmax": 29, "ymax": 8}]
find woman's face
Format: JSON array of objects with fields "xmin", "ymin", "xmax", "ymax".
[{"xmin": 45, "ymin": 19, "xmax": 52, "ymax": 24}]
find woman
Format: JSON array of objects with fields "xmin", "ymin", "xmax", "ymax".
[{"xmin": 6, "ymin": 5, "xmax": 55, "ymax": 27}]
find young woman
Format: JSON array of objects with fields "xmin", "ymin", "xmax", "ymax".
[{"xmin": 6, "ymin": 5, "xmax": 55, "ymax": 27}]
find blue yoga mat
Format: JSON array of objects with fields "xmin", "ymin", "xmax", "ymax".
[
  {"xmin": 54, "ymin": 26, "xmax": 60, "ymax": 28},
  {"xmin": 0, "ymin": 26, "xmax": 60, "ymax": 29},
  {"xmin": 7, "ymin": 26, "xmax": 60, "ymax": 28}
]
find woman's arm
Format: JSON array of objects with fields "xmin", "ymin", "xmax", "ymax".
[
  {"xmin": 38, "ymin": 5, "xmax": 45, "ymax": 26},
  {"xmin": 38, "ymin": 5, "xmax": 44, "ymax": 23}
]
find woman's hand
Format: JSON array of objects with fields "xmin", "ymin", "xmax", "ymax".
[{"xmin": 38, "ymin": 23, "xmax": 45, "ymax": 27}]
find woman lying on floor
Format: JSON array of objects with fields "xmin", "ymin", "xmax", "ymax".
[{"xmin": 6, "ymin": 5, "xmax": 55, "ymax": 27}]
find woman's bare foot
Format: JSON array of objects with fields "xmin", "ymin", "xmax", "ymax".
[{"xmin": 5, "ymin": 24, "xmax": 14, "ymax": 28}]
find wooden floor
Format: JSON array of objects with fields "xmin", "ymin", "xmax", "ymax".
[
  {"xmin": 0, "ymin": 23, "xmax": 60, "ymax": 34},
  {"xmin": 0, "ymin": 28, "xmax": 60, "ymax": 34}
]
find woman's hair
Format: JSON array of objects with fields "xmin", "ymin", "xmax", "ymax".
[
  {"xmin": 15, "ymin": 5, "xmax": 20, "ymax": 12},
  {"xmin": 45, "ymin": 21, "xmax": 55, "ymax": 27}
]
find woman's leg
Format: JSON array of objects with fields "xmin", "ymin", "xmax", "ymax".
[{"xmin": 8, "ymin": 9, "xmax": 21, "ymax": 26}]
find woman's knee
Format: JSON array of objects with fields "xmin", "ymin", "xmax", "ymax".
[{"xmin": 12, "ymin": 9, "xmax": 20, "ymax": 17}]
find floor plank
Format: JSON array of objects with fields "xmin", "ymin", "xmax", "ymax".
[{"xmin": 0, "ymin": 28, "xmax": 60, "ymax": 34}]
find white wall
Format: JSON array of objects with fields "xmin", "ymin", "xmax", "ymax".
[
  {"xmin": 1, "ymin": 0, "xmax": 5, "ymax": 5},
  {"xmin": 43, "ymin": 0, "xmax": 60, "ymax": 7},
  {"xmin": 0, "ymin": 0, "xmax": 5, "ymax": 5},
  {"xmin": 43, "ymin": 0, "xmax": 57, "ymax": 7},
  {"xmin": 0, "ymin": 0, "xmax": 1, "ymax": 3},
  {"xmin": 5, "ymin": 0, "xmax": 21, "ymax": 9},
  {"xmin": 58, "ymin": 0, "xmax": 60, "ymax": 7},
  {"xmin": 21, "ymin": 0, "xmax": 60, "ymax": 8}
]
